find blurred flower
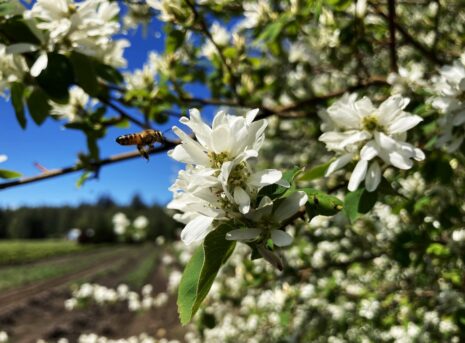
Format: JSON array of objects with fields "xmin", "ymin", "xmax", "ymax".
[
  {"xmin": 430, "ymin": 55, "xmax": 465, "ymax": 152},
  {"xmin": 319, "ymin": 94, "xmax": 424, "ymax": 191}
]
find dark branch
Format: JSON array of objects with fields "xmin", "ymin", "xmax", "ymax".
[
  {"xmin": 98, "ymin": 96, "xmax": 149, "ymax": 129},
  {"xmin": 0, "ymin": 140, "xmax": 178, "ymax": 191},
  {"xmin": 373, "ymin": 4, "xmax": 444, "ymax": 65},
  {"xmin": 387, "ymin": 0, "xmax": 398, "ymax": 73}
]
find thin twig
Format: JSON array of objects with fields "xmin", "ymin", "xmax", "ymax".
[
  {"xmin": 387, "ymin": 0, "xmax": 398, "ymax": 73},
  {"xmin": 183, "ymin": 0, "xmax": 241, "ymax": 103},
  {"xmin": 0, "ymin": 141, "xmax": 178, "ymax": 190},
  {"xmin": 372, "ymin": 4, "xmax": 444, "ymax": 65},
  {"xmin": 98, "ymin": 96, "xmax": 149, "ymax": 129}
]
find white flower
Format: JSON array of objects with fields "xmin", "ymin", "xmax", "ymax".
[
  {"xmin": 133, "ymin": 216, "xmax": 149, "ymax": 230},
  {"xmin": 50, "ymin": 86, "xmax": 91, "ymax": 122},
  {"xmin": 319, "ymin": 94, "xmax": 424, "ymax": 192},
  {"xmin": 146, "ymin": 0, "xmax": 187, "ymax": 23},
  {"xmin": 201, "ymin": 22, "xmax": 230, "ymax": 59},
  {"xmin": 226, "ymin": 191, "xmax": 308, "ymax": 247},
  {"xmin": 0, "ymin": 44, "xmax": 27, "ymax": 96},
  {"xmin": 430, "ymin": 55, "xmax": 465, "ymax": 152},
  {"xmin": 18, "ymin": 0, "xmax": 128, "ymax": 69},
  {"xmin": 168, "ymin": 108, "xmax": 285, "ymax": 245}
]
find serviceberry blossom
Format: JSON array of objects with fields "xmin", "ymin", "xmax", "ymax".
[
  {"xmin": 50, "ymin": 86, "xmax": 91, "ymax": 122},
  {"xmin": 430, "ymin": 54, "xmax": 465, "ymax": 152},
  {"xmin": 319, "ymin": 94, "xmax": 424, "ymax": 192},
  {"xmin": 168, "ymin": 109, "xmax": 287, "ymax": 245},
  {"xmin": 7, "ymin": 0, "xmax": 128, "ymax": 77}
]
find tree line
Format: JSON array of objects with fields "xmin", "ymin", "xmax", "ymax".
[{"xmin": 0, "ymin": 195, "xmax": 178, "ymax": 242}]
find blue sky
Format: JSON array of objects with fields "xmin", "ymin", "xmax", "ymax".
[{"xmin": 0, "ymin": 13, "xmax": 214, "ymax": 208}]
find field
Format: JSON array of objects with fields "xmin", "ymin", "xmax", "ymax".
[{"xmin": 0, "ymin": 240, "xmax": 185, "ymax": 342}]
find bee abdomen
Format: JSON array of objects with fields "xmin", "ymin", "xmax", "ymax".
[{"xmin": 116, "ymin": 134, "xmax": 140, "ymax": 145}]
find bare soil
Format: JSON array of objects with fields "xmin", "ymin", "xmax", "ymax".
[{"xmin": 0, "ymin": 246, "xmax": 187, "ymax": 343}]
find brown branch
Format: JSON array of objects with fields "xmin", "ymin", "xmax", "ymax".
[
  {"xmin": 387, "ymin": 0, "xmax": 398, "ymax": 73},
  {"xmin": 0, "ymin": 140, "xmax": 178, "ymax": 191},
  {"xmin": 372, "ymin": 4, "xmax": 444, "ymax": 65},
  {"xmin": 98, "ymin": 96, "xmax": 149, "ymax": 129},
  {"xmin": 183, "ymin": 0, "xmax": 241, "ymax": 103},
  {"xmin": 256, "ymin": 76, "xmax": 389, "ymax": 120}
]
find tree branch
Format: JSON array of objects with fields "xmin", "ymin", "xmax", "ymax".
[
  {"xmin": 183, "ymin": 0, "xmax": 241, "ymax": 103},
  {"xmin": 372, "ymin": 4, "xmax": 444, "ymax": 65},
  {"xmin": 387, "ymin": 0, "xmax": 398, "ymax": 73},
  {"xmin": 0, "ymin": 140, "xmax": 178, "ymax": 191},
  {"xmin": 98, "ymin": 96, "xmax": 149, "ymax": 129}
]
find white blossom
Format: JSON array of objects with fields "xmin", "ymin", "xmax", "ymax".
[
  {"xmin": 430, "ymin": 55, "xmax": 465, "ymax": 152},
  {"xmin": 319, "ymin": 94, "xmax": 424, "ymax": 191}
]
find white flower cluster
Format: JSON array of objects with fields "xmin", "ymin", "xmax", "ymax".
[
  {"xmin": 65, "ymin": 283, "xmax": 168, "ymax": 312},
  {"xmin": 112, "ymin": 213, "xmax": 149, "ymax": 242},
  {"xmin": 124, "ymin": 52, "xmax": 159, "ymax": 96},
  {"xmin": 0, "ymin": 331, "xmax": 8, "ymax": 343},
  {"xmin": 0, "ymin": 44, "xmax": 27, "ymax": 97},
  {"xmin": 7, "ymin": 0, "xmax": 128, "ymax": 78},
  {"xmin": 38, "ymin": 333, "xmax": 179, "ymax": 343},
  {"xmin": 319, "ymin": 94, "xmax": 425, "ymax": 192},
  {"xmin": 430, "ymin": 54, "xmax": 465, "ymax": 152},
  {"xmin": 50, "ymin": 86, "xmax": 91, "ymax": 122},
  {"xmin": 200, "ymin": 23, "xmax": 230, "ymax": 59},
  {"xmin": 167, "ymin": 108, "xmax": 307, "ymax": 248}
]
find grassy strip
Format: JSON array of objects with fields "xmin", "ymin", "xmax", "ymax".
[
  {"xmin": 0, "ymin": 247, "xmax": 131, "ymax": 291},
  {"xmin": 0, "ymin": 240, "xmax": 97, "ymax": 266},
  {"xmin": 122, "ymin": 246, "xmax": 158, "ymax": 289}
]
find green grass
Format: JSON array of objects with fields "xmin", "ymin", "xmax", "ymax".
[
  {"xmin": 0, "ymin": 240, "xmax": 96, "ymax": 266},
  {"xmin": 122, "ymin": 248, "xmax": 158, "ymax": 289},
  {"xmin": 0, "ymin": 247, "xmax": 132, "ymax": 291}
]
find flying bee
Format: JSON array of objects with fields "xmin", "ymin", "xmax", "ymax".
[{"xmin": 116, "ymin": 129, "xmax": 164, "ymax": 160}]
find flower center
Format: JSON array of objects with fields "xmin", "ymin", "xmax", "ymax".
[
  {"xmin": 362, "ymin": 114, "xmax": 383, "ymax": 133},
  {"xmin": 228, "ymin": 162, "xmax": 250, "ymax": 188},
  {"xmin": 208, "ymin": 152, "xmax": 230, "ymax": 169}
]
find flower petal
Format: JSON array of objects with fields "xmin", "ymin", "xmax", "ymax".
[
  {"xmin": 30, "ymin": 52, "xmax": 48, "ymax": 77},
  {"xmin": 387, "ymin": 115, "xmax": 423, "ymax": 134},
  {"xmin": 6, "ymin": 43, "xmax": 38, "ymax": 54},
  {"xmin": 348, "ymin": 159, "xmax": 368, "ymax": 191},
  {"xmin": 365, "ymin": 161, "xmax": 381, "ymax": 192},
  {"xmin": 226, "ymin": 228, "xmax": 261, "ymax": 241},
  {"xmin": 245, "ymin": 108, "xmax": 259, "ymax": 124},
  {"xmin": 248, "ymin": 169, "xmax": 282, "ymax": 187},
  {"xmin": 325, "ymin": 153, "xmax": 354, "ymax": 176},
  {"xmin": 273, "ymin": 191, "xmax": 308, "ymax": 222},
  {"xmin": 271, "ymin": 229, "xmax": 293, "ymax": 247},
  {"xmin": 360, "ymin": 141, "xmax": 379, "ymax": 161},
  {"xmin": 180, "ymin": 215, "xmax": 214, "ymax": 245},
  {"xmin": 234, "ymin": 186, "xmax": 251, "ymax": 214}
]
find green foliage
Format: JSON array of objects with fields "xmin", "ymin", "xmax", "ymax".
[
  {"xmin": 69, "ymin": 52, "xmax": 99, "ymax": 96},
  {"xmin": 298, "ymin": 160, "xmax": 333, "ymax": 182},
  {"xmin": 11, "ymin": 82, "xmax": 26, "ymax": 128},
  {"xmin": 344, "ymin": 187, "xmax": 378, "ymax": 223},
  {"xmin": 0, "ymin": 169, "xmax": 21, "ymax": 179},
  {"xmin": 302, "ymin": 187, "xmax": 343, "ymax": 216},
  {"xmin": 0, "ymin": 240, "xmax": 94, "ymax": 266},
  {"xmin": 26, "ymin": 87, "xmax": 51, "ymax": 125},
  {"xmin": 178, "ymin": 224, "xmax": 235, "ymax": 324},
  {"xmin": 36, "ymin": 53, "xmax": 74, "ymax": 102}
]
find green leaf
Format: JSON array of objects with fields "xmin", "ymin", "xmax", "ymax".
[
  {"xmin": 344, "ymin": 188, "xmax": 378, "ymax": 223},
  {"xmin": 299, "ymin": 160, "xmax": 333, "ymax": 182},
  {"xmin": 95, "ymin": 62, "xmax": 123, "ymax": 84},
  {"xmin": 11, "ymin": 82, "xmax": 26, "ymax": 129},
  {"xmin": 0, "ymin": 18, "xmax": 41, "ymax": 45},
  {"xmin": 426, "ymin": 243, "xmax": 450, "ymax": 257},
  {"xmin": 69, "ymin": 52, "xmax": 99, "ymax": 96},
  {"xmin": 0, "ymin": 169, "xmax": 22, "ymax": 179},
  {"xmin": 76, "ymin": 171, "xmax": 92, "ymax": 188},
  {"xmin": 325, "ymin": 0, "xmax": 352, "ymax": 10},
  {"xmin": 256, "ymin": 18, "xmax": 286, "ymax": 42},
  {"xmin": 86, "ymin": 135, "xmax": 99, "ymax": 160},
  {"xmin": 36, "ymin": 53, "xmax": 74, "ymax": 102},
  {"xmin": 166, "ymin": 28, "xmax": 185, "ymax": 54},
  {"xmin": 177, "ymin": 224, "xmax": 235, "ymax": 325},
  {"xmin": 0, "ymin": 0, "xmax": 24, "ymax": 17},
  {"xmin": 302, "ymin": 188, "xmax": 343, "ymax": 216},
  {"xmin": 26, "ymin": 87, "xmax": 51, "ymax": 125},
  {"xmin": 258, "ymin": 166, "xmax": 302, "ymax": 200}
]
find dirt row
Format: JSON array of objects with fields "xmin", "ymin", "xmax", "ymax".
[{"xmin": 0, "ymin": 246, "xmax": 186, "ymax": 343}]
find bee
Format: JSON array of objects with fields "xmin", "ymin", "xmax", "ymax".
[{"xmin": 116, "ymin": 129, "xmax": 164, "ymax": 160}]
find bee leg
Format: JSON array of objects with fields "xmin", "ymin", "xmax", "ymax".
[{"xmin": 137, "ymin": 144, "xmax": 149, "ymax": 161}]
